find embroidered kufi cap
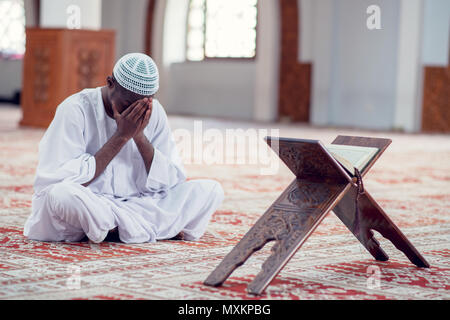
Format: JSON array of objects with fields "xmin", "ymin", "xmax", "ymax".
[{"xmin": 113, "ymin": 53, "xmax": 159, "ymax": 96}]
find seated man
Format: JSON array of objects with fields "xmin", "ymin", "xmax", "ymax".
[{"xmin": 23, "ymin": 53, "xmax": 224, "ymax": 243}]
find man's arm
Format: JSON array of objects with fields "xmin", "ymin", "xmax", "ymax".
[
  {"xmin": 81, "ymin": 133, "xmax": 128, "ymax": 187},
  {"xmin": 133, "ymin": 99, "xmax": 154, "ymax": 173},
  {"xmin": 134, "ymin": 99, "xmax": 186, "ymax": 194},
  {"xmin": 82, "ymin": 99, "xmax": 149, "ymax": 187},
  {"xmin": 134, "ymin": 135, "xmax": 155, "ymax": 174}
]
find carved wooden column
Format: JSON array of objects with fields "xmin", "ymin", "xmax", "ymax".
[{"xmin": 20, "ymin": 28, "xmax": 115, "ymax": 128}]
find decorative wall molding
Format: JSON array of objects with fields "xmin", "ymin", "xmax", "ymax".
[
  {"xmin": 33, "ymin": 47, "xmax": 50, "ymax": 103},
  {"xmin": 77, "ymin": 49, "xmax": 101, "ymax": 90}
]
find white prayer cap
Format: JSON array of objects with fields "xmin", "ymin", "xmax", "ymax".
[{"xmin": 113, "ymin": 53, "xmax": 159, "ymax": 96}]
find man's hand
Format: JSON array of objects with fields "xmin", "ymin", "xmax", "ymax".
[
  {"xmin": 112, "ymin": 98, "xmax": 150, "ymax": 141},
  {"xmin": 82, "ymin": 98, "xmax": 152, "ymax": 187},
  {"xmin": 132, "ymin": 98, "xmax": 154, "ymax": 173},
  {"xmin": 134, "ymin": 98, "xmax": 152, "ymax": 142}
]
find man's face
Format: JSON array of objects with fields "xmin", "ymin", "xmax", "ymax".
[
  {"xmin": 111, "ymin": 89, "xmax": 140, "ymax": 114},
  {"xmin": 109, "ymin": 77, "xmax": 151, "ymax": 113}
]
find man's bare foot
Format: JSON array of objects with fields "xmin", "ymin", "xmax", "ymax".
[
  {"xmin": 169, "ymin": 231, "xmax": 185, "ymax": 240},
  {"xmin": 104, "ymin": 227, "xmax": 121, "ymax": 242}
]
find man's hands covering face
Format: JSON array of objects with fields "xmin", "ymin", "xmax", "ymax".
[{"xmin": 112, "ymin": 98, "xmax": 152, "ymax": 141}]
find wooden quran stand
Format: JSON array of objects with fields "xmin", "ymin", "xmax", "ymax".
[{"xmin": 204, "ymin": 135, "xmax": 430, "ymax": 295}]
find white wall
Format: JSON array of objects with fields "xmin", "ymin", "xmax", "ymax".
[
  {"xmin": 307, "ymin": 0, "xmax": 334, "ymax": 125},
  {"xmin": 422, "ymin": 0, "xmax": 450, "ymax": 66},
  {"xmin": 253, "ymin": 0, "xmax": 280, "ymax": 121},
  {"xmin": 299, "ymin": 0, "xmax": 314, "ymax": 63},
  {"xmin": 0, "ymin": 60, "xmax": 23, "ymax": 98},
  {"xmin": 156, "ymin": 0, "xmax": 189, "ymax": 108},
  {"xmin": 40, "ymin": 0, "xmax": 102, "ymax": 29},
  {"xmin": 167, "ymin": 61, "xmax": 255, "ymax": 119},
  {"xmin": 0, "ymin": 0, "xmax": 38, "ymax": 98},
  {"xmin": 394, "ymin": 0, "xmax": 424, "ymax": 132},
  {"xmin": 305, "ymin": 0, "xmax": 448, "ymax": 132},
  {"xmin": 101, "ymin": 0, "xmax": 148, "ymax": 60},
  {"xmin": 308, "ymin": 0, "xmax": 402, "ymax": 130}
]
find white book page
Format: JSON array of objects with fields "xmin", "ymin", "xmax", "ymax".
[{"xmin": 325, "ymin": 144, "xmax": 379, "ymax": 172}]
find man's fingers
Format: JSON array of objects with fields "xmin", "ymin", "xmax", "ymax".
[
  {"xmin": 147, "ymin": 99, "xmax": 153, "ymax": 116},
  {"xmin": 138, "ymin": 109, "xmax": 151, "ymax": 132},
  {"xmin": 135, "ymin": 110, "xmax": 148, "ymax": 132},
  {"xmin": 131, "ymin": 99, "xmax": 151, "ymax": 121},
  {"xmin": 127, "ymin": 100, "xmax": 146, "ymax": 120},
  {"xmin": 139, "ymin": 107, "xmax": 151, "ymax": 125},
  {"xmin": 121, "ymin": 100, "xmax": 140, "ymax": 117},
  {"xmin": 141, "ymin": 101, "xmax": 152, "ymax": 122},
  {"xmin": 144, "ymin": 108, "xmax": 151, "ymax": 122},
  {"xmin": 134, "ymin": 102, "xmax": 148, "ymax": 121}
]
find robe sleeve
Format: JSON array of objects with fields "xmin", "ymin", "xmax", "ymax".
[
  {"xmin": 140, "ymin": 100, "xmax": 186, "ymax": 195},
  {"xmin": 33, "ymin": 98, "xmax": 96, "ymax": 195}
]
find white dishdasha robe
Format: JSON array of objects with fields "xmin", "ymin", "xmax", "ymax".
[{"xmin": 23, "ymin": 87, "xmax": 224, "ymax": 243}]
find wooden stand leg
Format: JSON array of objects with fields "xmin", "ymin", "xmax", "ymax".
[
  {"xmin": 205, "ymin": 179, "xmax": 349, "ymax": 294},
  {"xmin": 203, "ymin": 220, "xmax": 275, "ymax": 287},
  {"xmin": 332, "ymin": 187, "xmax": 390, "ymax": 262},
  {"xmin": 333, "ymin": 188, "xmax": 430, "ymax": 268},
  {"xmin": 247, "ymin": 207, "xmax": 328, "ymax": 295}
]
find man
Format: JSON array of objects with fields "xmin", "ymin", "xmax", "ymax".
[{"xmin": 23, "ymin": 53, "xmax": 224, "ymax": 243}]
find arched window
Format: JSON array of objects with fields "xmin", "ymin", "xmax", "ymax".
[
  {"xmin": 186, "ymin": 0, "xmax": 258, "ymax": 61},
  {"xmin": 0, "ymin": 0, "xmax": 26, "ymax": 59}
]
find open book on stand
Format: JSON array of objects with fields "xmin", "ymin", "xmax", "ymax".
[{"xmin": 325, "ymin": 144, "xmax": 379, "ymax": 176}]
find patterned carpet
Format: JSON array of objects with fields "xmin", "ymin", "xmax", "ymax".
[{"xmin": 0, "ymin": 105, "xmax": 449, "ymax": 300}]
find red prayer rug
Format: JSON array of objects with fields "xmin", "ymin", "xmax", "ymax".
[{"xmin": 0, "ymin": 106, "xmax": 449, "ymax": 300}]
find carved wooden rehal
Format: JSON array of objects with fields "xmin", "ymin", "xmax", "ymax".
[{"xmin": 204, "ymin": 135, "xmax": 430, "ymax": 295}]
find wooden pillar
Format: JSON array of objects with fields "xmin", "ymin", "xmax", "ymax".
[
  {"xmin": 145, "ymin": 0, "xmax": 157, "ymax": 56},
  {"xmin": 278, "ymin": 0, "xmax": 311, "ymax": 122},
  {"xmin": 421, "ymin": 64, "xmax": 450, "ymax": 132}
]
